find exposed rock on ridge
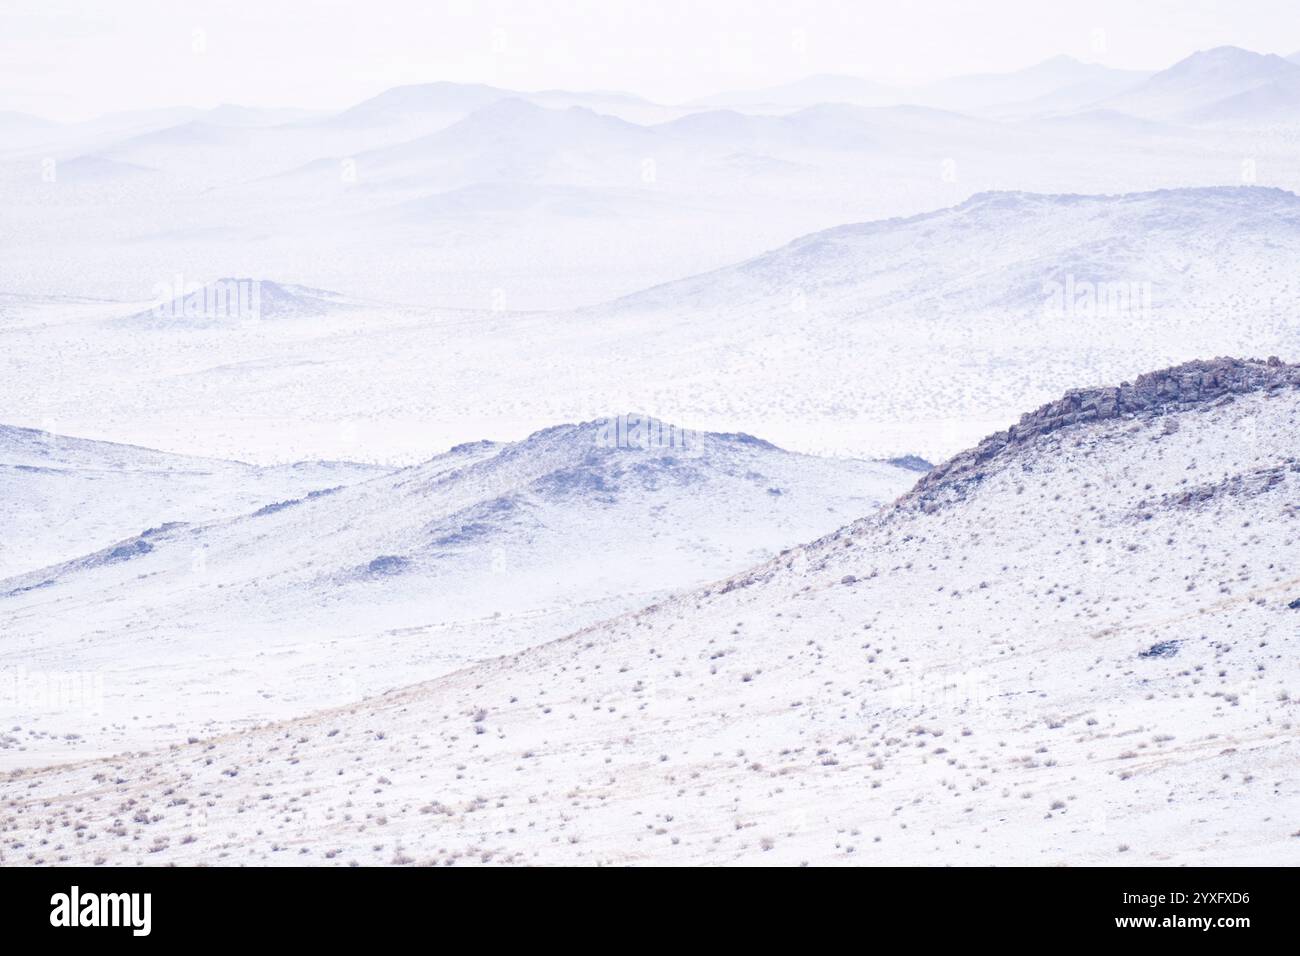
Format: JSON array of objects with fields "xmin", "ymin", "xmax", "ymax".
[{"xmin": 908, "ymin": 356, "xmax": 1299, "ymax": 508}]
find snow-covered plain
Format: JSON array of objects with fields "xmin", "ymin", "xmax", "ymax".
[{"xmin": 2, "ymin": 186, "xmax": 1298, "ymax": 466}]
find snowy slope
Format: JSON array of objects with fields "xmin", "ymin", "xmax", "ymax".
[
  {"xmin": 587, "ymin": 186, "xmax": 1300, "ymax": 457},
  {"xmin": 0, "ymin": 417, "xmax": 916, "ymax": 762},
  {"xmin": 0, "ymin": 111, "xmax": 57, "ymax": 134},
  {"xmin": 0, "ymin": 424, "xmax": 386, "ymax": 579},
  {"xmin": 607, "ymin": 185, "xmax": 1300, "ymax": 318},
  {"xmin": 316, "ymin": 82, "xmax": 514, "ymax": 129},
  {"xmin": 1098, "ymin": 46, "xmax": 1300, "ymax": 121},
  {"xmin": 1186, "ymin": 73, "xmax": 1300, "ymax": 126},
  {"xmin": 314, "ymin": 82, "xmax": 676, "ymax": 132},
  {"xmin": 3, "ymin": 359, "xmax": 1293, "ymax": 865}
]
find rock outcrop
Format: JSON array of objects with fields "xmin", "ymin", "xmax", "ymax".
[{"xmin": 908, "ymin": 356, "xmax": 1300, "ymax": 508}]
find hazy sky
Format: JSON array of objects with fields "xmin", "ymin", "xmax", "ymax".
[{"xmin": 4, "ymin": 0, "xmax": 1300, "ymax": 120}]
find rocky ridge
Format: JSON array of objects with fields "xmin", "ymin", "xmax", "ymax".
[{"xmin": 907, "ymin": 356, "xmax": 1300, "ymax": 509}]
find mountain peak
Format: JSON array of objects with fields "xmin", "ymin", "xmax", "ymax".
[
  {"xmin": 1183, "ymin": 45, "xmax": 1281, "ymax": 63},
  {"xmin": 323, "ymin": 81, "xmax": 512, "ymax": 127},
  {"xmin": 1157, "ymin": 45, "xmax": 1298, "ymax": 81},
  {"xmin": 447, "ymin": 96, "xmax": 645, "ymax": 136},
  {"xmin": 1099, "ymin": 46, "xmax": 1299, "ymax": 120}
]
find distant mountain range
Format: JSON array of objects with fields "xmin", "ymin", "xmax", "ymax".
[
  {"xmin": 695, "ymin": 56, "xmax": 1152, "ymax": 116},
  {"xmin": 10, "ymin": 45, "xmax": 1300, "ymax": 150}
]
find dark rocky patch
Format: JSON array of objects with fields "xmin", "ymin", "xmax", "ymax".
[
  {"xmin": 1139, "ymin": 640, "xmax": 1181, "ymax": 659},
  {"xmin": 366, "ymin": 555, "xmax": 410, "ymax": 576},
  {"xmin": 105, "ymin": 539, "xmax": 154, "ymax": 563}
]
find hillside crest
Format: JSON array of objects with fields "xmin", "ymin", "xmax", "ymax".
[{"xmin": 909, "ymin": 356, "xmax": 1299, "ymax": 507}]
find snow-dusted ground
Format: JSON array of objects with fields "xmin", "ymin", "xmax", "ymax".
[
  {"xmin": 2, "ymin": 361, "xmax": 1293, "ymax": 865},
  {"xmin": 0, "ymin": 418, "xmax": 916, "ymax": 765},
  {"xmin": 3, "ymin": 43, "xmax": 1300, "ymax": 867}
]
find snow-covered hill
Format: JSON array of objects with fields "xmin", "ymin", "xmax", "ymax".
[
  {"xmin": 589, "ymin": 186, "xmax": 1300, "ymax": 457},
  {"xmin": 316, "ymin": 81, "xmax": 515, "ymax": 129},
  {"xmin": 4, "ymin": 358, "xmax": 1293, "ymax": 865},
  {"xmin": 0, "ymin": 417, "xmax": 916, "ymax": 762},
  {"xmin": 608, "ymin": 185, "xmax": 1300, "ymax": 319},
  {"xmin": 0, "ymin": 424, "xmax": 385, "ymax": 579},
  {"xmin": 1099, "ymin": 46, "xmax": 1300, "ymax": 122},
  {"xmin": 315, "ymin": 82, "xmax": 676, "ymax": 131},
  {"xmin": 1186, "ymin": 73, "xmax": 1300, "ymax": 126},
  {"xmin": 323, "ymin": 98, "xmax": 659, "ymax": 189}
]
